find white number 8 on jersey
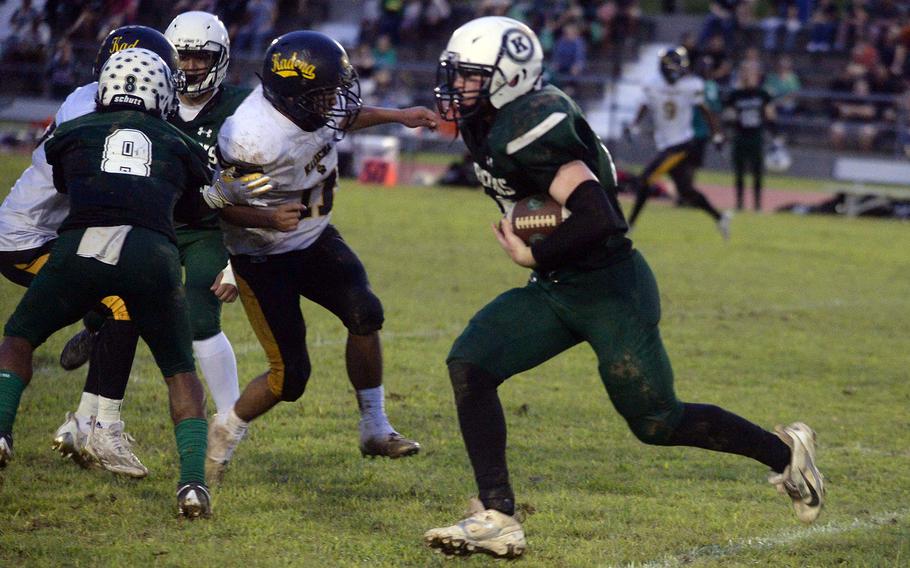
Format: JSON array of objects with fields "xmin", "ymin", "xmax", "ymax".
[{"xmin": 101, "ymin": 129, "xmax": 152, "ymax": 177}]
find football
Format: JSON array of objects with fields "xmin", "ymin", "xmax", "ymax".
[{"xmin": 507, "ymin": 194, "xmax": 570, "ymax": 245}]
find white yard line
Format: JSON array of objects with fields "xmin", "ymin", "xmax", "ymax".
[{"xmin": 633, "ymin": 509, "xmax": 910, "ymax": 568}]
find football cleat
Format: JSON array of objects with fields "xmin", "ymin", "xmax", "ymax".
[
  {"xmin": 59, "ymin": 328, "xmax": 97, "ymax": 371},
  {"xmin": 0, "ymin": 433, "xmax": 12, "ymax": 468},
  {"xmin": 205, "ymin": 417, "xmax": 247, "ymax": 484},
  {"xmin": 424, "ymin": 498, "xmax": 527, "ymax": 559},
  {"xmin": 52, "ymin": 412, "xmax": 93, "ymax": 468},
  {"xmin": 360, "ymin": 432, "xmax": 421, "ymax": 459},
  {"xmin": 177, "ymin": 482, "xmax": 212, "ymax": 519},
  {"xmin": 716, "ymin": 211, "xmax": 733, "ymax": 241},
  {"xmin": 769, "ymin": 422, "xmax": 825, "ymax": 524},
  {"xmin": 84, "ymin": 420, "xmax": 149, "ymax": 478}
]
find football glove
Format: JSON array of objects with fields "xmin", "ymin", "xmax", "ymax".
[
  {"xmin": 204, "ymin": 167, "xmax": 274, "ymax": 209},
  {"xmin": 201, "ymin": 183, "xmax": 231, "ymax": 209},
  {"xmin": 221, "ymin": 167, "xmax": 273, "ymax": 196}
]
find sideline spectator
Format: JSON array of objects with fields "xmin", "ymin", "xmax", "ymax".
[
  {"xmin": 829, "ymin": 69, "xmax": 879, "ymax": 151},
  {"xmin": 701, "ymin": 34, "xmax": 733, "ymax": 86},
  {"xmin": 834, "ymin": 0, "xmax": 869, "ymax": 53},
  {"xmin": 761, "ymin": 0, "xmax": 801, "ymax": 52},
  {"xmin": 890, "ymin": 22, "xmax": 910, "ymax": 76},
  {"xmin": 698, "ymin": 0, "xmax": 739, "ymax": 48},
  {"xmin": 47, "ymin": 37, "xmax": 77, "ymax": 98},
  {"xmin": 2, "ymin": 0, "xmax": 43, "ymax": 60},
  {"xmin": 724, "ymin": 61, "xmax": 777, "ymax": 211},
  {"xmin": 806, "ymin": 0, "xmax": 840, "ymax": 53},
  {"xmin": 763, "ymin": 55, "xmax": 802, "ymax": 117},
  {"xmin": 98, "ymin": 0, "xmax": 139, "ymax": 33},
  {"xmin": 378, "ymin": 0, "xmax": 406, "ymax": 44},
  {"xmin": 372, "ymin": 34, "xmax": 398, "ymax": 71},
  {"xmin": 552, "ymin": 23, "xmax": 586, "ymax": 76},
  {"xmin": 597, "ymin": 0, "xmax": 642, "ymax": 48},
  {"xmin": 233, "ymin": 0, "xmax": 276, "ymax": 56}
]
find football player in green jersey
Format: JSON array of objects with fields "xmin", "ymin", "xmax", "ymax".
[
  {"xmin": 0, "ymin": 48, "xmax": 213, "ymax": 519},
  {"xmin": 55, "ymin": 12, "xmax": 252, "ymax": 476},
  {"xmin": 423, "ymin": 17, "xmax": 825, "ymax": 559}
]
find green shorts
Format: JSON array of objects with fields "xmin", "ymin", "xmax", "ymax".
[
  {"xmin": 448, "ymin": 250, "xmax": 684, "ymax": 440},
  {"xmin": 176, "ymin": 227, "xmax": 228, "ymax": 341},
  {"xmin": 4, "ymin": 227, "xmax": 194, "ymax": 377}
]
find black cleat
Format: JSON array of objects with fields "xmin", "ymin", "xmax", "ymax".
[
  {"xmin": 360, "ymin": 432, "xmax": 421, "ymax": 459},
  {"xmin": 59, "ymin": 328, "xmax": 97, "ymax": 371},
  {"xmin": 0, "ymin": 433, "xmax": 12, "ymax": 468}
]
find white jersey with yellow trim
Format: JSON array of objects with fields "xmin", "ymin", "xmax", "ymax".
[
  {"xmin": 216, "ymin": 85, "xmax": 337, "ymax": 256},
  {"xmin": 0, "ymin": 82, "xmax": 98, "ymax": 251},
  {"xmin": 642, "ymin": 74, "xmax": 704, "ymax": 152}
]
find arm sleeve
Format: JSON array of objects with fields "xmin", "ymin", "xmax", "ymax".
[{"xmin": 530, "ymin": 180, "xmax": 628, "ymax": 272}]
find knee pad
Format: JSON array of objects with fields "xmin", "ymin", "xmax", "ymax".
[
  {"xmin": 448, "ymin": 361, "xmax": 501, "ymax": 407},
  {"xmin": 623, "ymin": 404, "xmax": 683, "ymax": 446},
  {"xmin": 344, "ymin": 291, "xmax": 384, "ymax": 336},
  {"xmin": 269, "ymin": 358, "xmax": 311, "ymax": 402}
]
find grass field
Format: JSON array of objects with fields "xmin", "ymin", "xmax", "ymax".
[{"xmin": 0, "ymin": 152, "xmax": 908, "ymax": 567}]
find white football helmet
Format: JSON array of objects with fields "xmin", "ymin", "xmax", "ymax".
[
  {"xmin": 165, "ymin": 11, "xmax": 230, "ymax": 95},
  {"xmin": 96, "ymin": 47, "xmax": 177, "ymax": 119},
  {"xmin": 765, "ymin": 136, "xmax": 793, "ymax": 172},
  {"xmin": 436, "ymin": 16, "xmax": 543, "ymax": 121}
]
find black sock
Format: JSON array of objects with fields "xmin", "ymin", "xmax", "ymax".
[
  {"xmin": 667, "ymin": 403, "xmax": 790, "ymax": 473},
  {"xmin": 685, "ymin": 190, "xmax": 722, "ymax": 220},
  {"xmin": 628, "ymin": 180, "xmax": 650, "ymax": 227},
  {"xmin": 449, "ymin": 362, "xmax": 515, "ymax": 516},
  {"xmin": 84, "ymin": 320, "xmax": 140, "ymax": 400}
]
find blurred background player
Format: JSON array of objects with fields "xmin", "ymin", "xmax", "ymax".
[
  {"xmin": 723, "ymin": 60, "xmax": 777, "ymax": 211},
  {"xmin": 423, "ymin": 17, "xmax": 824, "ymax": 559},
  {"xmin": 56, "ymin": 11, "xmax": 250, "ymax": 478},
  {"xmin": 0, "ymin": 48, "xmax": 213, "ymax": 519},
  {"xmin": 0, "ymin": 26, "xmax": 186, "ymax": 477},
  {"xmin": 200, "ymin": 30, "xmax": 438, "ymax": 482},
  {"xmin": 626, "ymin": 46, "xmax": 732, "ymax": 239}
]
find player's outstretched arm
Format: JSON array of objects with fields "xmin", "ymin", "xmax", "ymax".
[
  {"xmin": 347, "ymin": 106, "xmax": 439, "ymax": 131},
  {"xmin": 219, "ymin": 203, "xmax": 306, "ymax": 232}
]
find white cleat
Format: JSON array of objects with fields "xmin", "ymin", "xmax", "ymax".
[
  {"xmin": 84, "ymin": 420, "xmax": 149, "ymax": 478},
  {"xmin": 205, "ymin": 415, "xmax": 247, "ymax": 484},
  {"xmin": 717, "ymin": 211, "xmax": 733, "ymax": 241},
  {"xmin": 424, "ymin": 498, "xmax": 527, "ymax": 559},
  {"xmin": 769, "ymin": 422, "xmax": 825, "ymax": 524},
  {"xmin": 177, "ymin": 482, "xmax": 212, "ymax": 519},
  {"xmin": 52, "ymin": 412, "xmax": 93, "ymax": 468}
]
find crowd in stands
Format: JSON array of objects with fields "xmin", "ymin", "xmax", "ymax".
[
  {"xmin": 2, "ymin": 0, "xmax": 910, "ymax": 155},
  {"xmin": 0, "ymin": 0, "xmax": 290, "ymax": 96},
  {"xmin": 691, "ymin": 0, "xmax": 910, "ymax": 154}
]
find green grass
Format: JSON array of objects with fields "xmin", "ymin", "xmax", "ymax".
[{"xmin": 0, "ymin": 152, "xmax": 908, "ymax": 566}]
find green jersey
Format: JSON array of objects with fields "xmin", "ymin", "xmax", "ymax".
[
  {"xmin": 45, "ymin": 110, "xmax": 211, "ymax": 243},
  {"xmin": 460, "ymin": 85, "xmax": 631, "ymax": 268},
  {"xmin": 170, "ymin": 84, "xmax": 252, "ymax": 229}
]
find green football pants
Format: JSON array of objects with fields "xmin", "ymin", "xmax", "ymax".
[
  {"xmin": 176, "ymin": 227, "xmax": 228, "ymax": 341},
  {"xmin": 4, "ymin": 227, "xmax": 195, "ymax": 377},
  {"xmin": 448, "ymin": 250, "xmax": 685, "ymax": 443}
]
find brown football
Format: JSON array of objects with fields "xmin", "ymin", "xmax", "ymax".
[{"xmin": 507, "ymin": 194, "xmax": 570, "ymax": 245}]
